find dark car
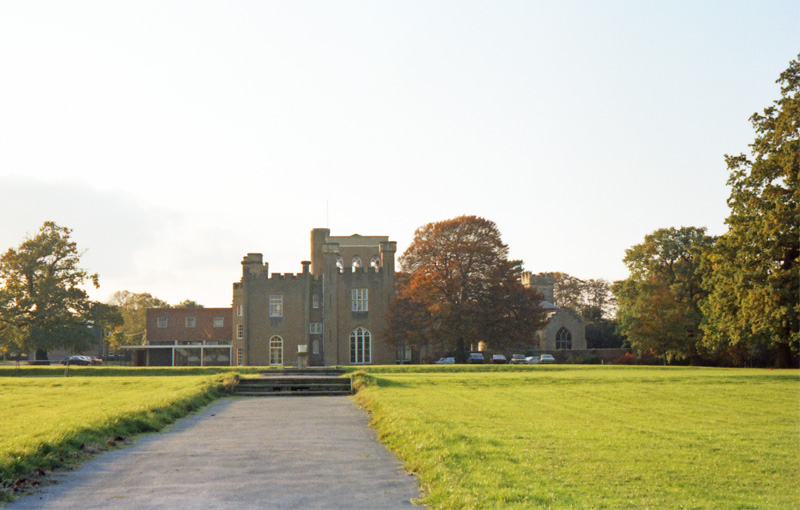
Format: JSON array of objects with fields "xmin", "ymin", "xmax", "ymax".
[
  {"xmin": 491, "ymin": 354, "xmax": 508, "ymax": 364},
  {"xmin": 467, "ymin": 352, "xmax": 485, "ymax": 364},
  {"xmin": 61, "ymin": 356, "xmax": 92, "ymax": 366}
]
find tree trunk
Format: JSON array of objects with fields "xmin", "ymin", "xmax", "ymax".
[
  {"xmin": 774, "ymin": 342, "xmax": 793, "ymax": 368},
  {"xmin": 455, "ymin": 337, "xmax": 466, "ymax": 363}
]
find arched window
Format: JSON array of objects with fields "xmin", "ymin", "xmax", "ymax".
[
  {"xmin": 336, "ymin": 256, "xmax": 344, "ymax": 271},
  {"xmin": 349, "ymin": 327, "xmax": 371, "ymax": 364},
  {"xmin": 312, "ymin": 339, "xmax": 320, "ymax": 355},
  {"xmin": 269, "ymin": 336, "xmax": 283, "ymax": 365},
  {"xmin": 352, "ymin": 256, "xmax": 362, "ymax": 271},
  {"xmin": 556, "ymin": 327, "xmax": 572, "ymax": 350},
  {"xmin": 370, "ymin": 256, "xmax": 381, "ymax": 270}
]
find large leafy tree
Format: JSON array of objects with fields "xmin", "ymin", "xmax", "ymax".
[
  {"xmin": 701, "ymin": 56, "xmax": 799, "ymax": 367},
  {"xmin": 386, "ymin": 215, "xmax": 545, "ymax": 361},
  {"xmin": 0, "ymin": 222, "xmax": 101, "ymax": 360},
  {"xmin": 106, "ymin": 290, "xmax": 169, "ymax": 347},
  {"xmin": 612, "ymin": 227, "xmax": 715, "ymax": 362}
]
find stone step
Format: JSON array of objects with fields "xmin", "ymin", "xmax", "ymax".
[
  {"xmin": 235, "ymin": 390, "xmax": 352, "ymax": 397},
  {"xmin": 239, "ymin": 377, "xmax": 348, "ymax": 385},
  {"xmin": 235, "ymin": 374, "xmax": 352, "ymax": 396},
  {"xmin": 260, "ymin": 368, "xmax": 347, "ymax": 376}
]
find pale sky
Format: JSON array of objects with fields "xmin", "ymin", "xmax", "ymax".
[{"xmin": 0, "ymin": 1, "xmax": 797, "ymax": 308}]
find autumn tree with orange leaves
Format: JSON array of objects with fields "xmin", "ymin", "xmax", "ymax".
[{"xmin": 385, "ymin": 216, "xmax": 545, "ymax": 362}]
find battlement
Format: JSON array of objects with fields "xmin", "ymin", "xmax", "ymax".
[{"xmin": 521, "ymin": 271, "xmax": 556, "ymax": 286}]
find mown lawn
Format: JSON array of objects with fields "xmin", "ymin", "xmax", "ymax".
[
  {"xmin": 0, "ymin": 371, "xmax": 244, "ymax": 501},
  {"xmin": 353, "ymin": 366, "xmax": 800, "ymax": 509}
]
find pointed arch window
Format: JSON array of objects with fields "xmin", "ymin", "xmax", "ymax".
[
  {"xmin": 349, "ymin": 327, "xmax": 371, "ymax": 364},
  {"xmin": 269, "ymin": 336, "xmax": 283, "ymax": 365},
  {"xmin": 370, "ymin": 256, "xmax": 381, "ymax": 270},
  {"xmin": 556, "ymin": 327, "xmax": 572, "ymax": 350},
  {"xmin": 336, "ymin": 256, "xmax": 344, "ymax": 271},
  {"xmin": 352, "ymin": 256, "xmax": 362, "ymax": 271}
]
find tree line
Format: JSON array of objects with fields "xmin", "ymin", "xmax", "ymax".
[
  {"xmin": 0, "ymin": 224, "xmax": 203, "ymax": 361},
  {"xmin": 613, "ymin": 56, "xmax": 798, "ymax": 368}
]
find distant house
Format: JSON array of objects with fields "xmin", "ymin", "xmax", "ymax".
[{"xmin": 126, "ymin": 308, "xmax": 232, "ymax": 367}]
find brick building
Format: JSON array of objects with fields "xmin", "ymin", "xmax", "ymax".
[{"xmin": 232, "ymin": 228, "xmax": 397, "ymax": 366}]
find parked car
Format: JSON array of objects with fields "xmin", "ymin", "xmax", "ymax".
[
  {"xmin": 491, "ymin": 354, "xmax": 507, "ymax": 364},
  {"xmin": 539, "ymin": 354, "xmax": 556, "ymax": 364},
  {"xmin": 435, "ymin": 357, "xmax": 455, "ymax": 364},
  {"xmin": 509, "ymin": 354, "xmax": 527, "ymax": 364},
  {"xmin": 525, "ymin": 355, "xmax": 540, "ymax": 364},
  {"xmin": 60, "ymin": 356, "xmax": 92, "ymax": 366},
  {"xmin": 89, "ymin": 357, "xmax": 103, "ymax": 365},
  {"xmin": 467, "ymin": 352, "xmax": 485, "ymax": 364}
]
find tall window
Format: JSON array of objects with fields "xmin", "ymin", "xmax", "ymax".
[
  {"xmin": 350, "ymin": 327, "xmax": 371, "ymax": 364},
  {"xmin": 157, "ymin": 317, "xmax": 168, "ymax": 328},
  {"xmin": 270, "ymin": 295, "xmax": 283, "ymax": 317},
  {"xmin": 351, "ymin": 288, "xmax": 368, "ymax": 312},
  {"xmin": 556, "ymin": 327, "xmax": 572, "ymax": 350},
  {"xmin": 185, "ymin": 317, "xmax": 196, "ymax": 328},
  {"xmin": 310, "ymin": 322, "xmax": 322, "ymax": 334},
  {"xmin": 236, "ymin": 348, "xmax": 243, "ymax": 366},
  {"xmin": 336, "ymin": 256, "xmax": 344, "ymax": 271},
  {"xmin": 351, "ymin": 256, "xmax": 362, "ymax": 271},
  {"xmin": 237, "ymin": 304, "xmax": 243, "ymax": 317},
  {"xmin": 269, "ymin": 336, "xmax": 283, "ymax": 365},
  {"xmin": 312, "ymin": 294, "xmax": 320, "ymax": 309},
  {"xmin": 236, "ymin": 324, "xmax": 243, "ymax": 339},
  {"xmin": 370, "ymin": 256, "xmax": 381, "ymax": 270}
]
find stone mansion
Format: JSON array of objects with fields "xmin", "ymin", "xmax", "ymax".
[{"xmin": 130, "ymin": 228, "xmax": 585, "ymax": 367}]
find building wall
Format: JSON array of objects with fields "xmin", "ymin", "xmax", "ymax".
[
  {"xmin": 146, "ymin": 308, "xmax": 232, "ymax": 344},
  {"xmin": 537, "ymin": 308, "xmax": 587, "ymax": 350},
  {"xmin": 233, "ymin": 229, "xmax": 396, "ymax": 367}
]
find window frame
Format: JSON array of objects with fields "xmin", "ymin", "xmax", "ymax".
[
  {"xmin": 269, "ymin": 336, "xmax": 283, "ymax": 366},
  {"xmin": 269, "ymin": 295, "xmax": 283, "ymax": 318},
  {"xmin": 351, "ymin": 288, "xmax": 368, "ymax": 312},
  {"xmin": 213, "ymin": 317, "xmax": 224, "ymax": 328},
  {"xmin": 349, "ymin": 327, "xmax": 371, "ymax": 364},
  {"xmin": 157, "ymin": 317, "xmax": 168, "ymax": 328},
  {"xmin": 185, "ymin": 316, "xmax": 196, "ymax": 328}
]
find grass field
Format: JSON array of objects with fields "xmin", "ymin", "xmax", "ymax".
[
  {"xmin": 352, "ymin": 366, "xmax": 800, "ymax": 509},
  {"xmin": 0, "ymin": 369, "xmax": 247, "ymax": 501}
]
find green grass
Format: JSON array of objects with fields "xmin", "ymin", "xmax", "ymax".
[
  {"xmin": 352, "ymin": 366, "xmax": 800, "ymax": 509},
  {"xmin": 0, "ymin": 371, "xmax": 245, "ymax": 501}
]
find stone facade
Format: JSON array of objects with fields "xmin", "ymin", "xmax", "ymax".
[
  {"xmin": 522, "ymin": 272, "xmax": 587, "ymax": 351},
  {"xmin": 231, "ymin": 228, "xmax": 397, "ymax": 367}
]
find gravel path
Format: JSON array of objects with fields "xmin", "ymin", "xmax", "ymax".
[{"xmin": 7, "ymin": 397, "xmax": 421, "ymax": 509}]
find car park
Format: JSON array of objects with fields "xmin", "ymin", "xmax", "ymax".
[
  {"xmin": 509, "ymin": 354, "xmax": 527, "ymax": 364},
  {"xmin": 491, "ymin": 354, "xmax": 507, "ymax": 364},
  {"xmin": 435, "ymin": 357, "xmax": 455, "ymax": 364},
  {"xmin": 467, "ymin": 352, "xmax": 485, "ymax": 364},
  {"xmin": 539, "ymin": 354, "xmax": 556, "ymax": 364}
]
